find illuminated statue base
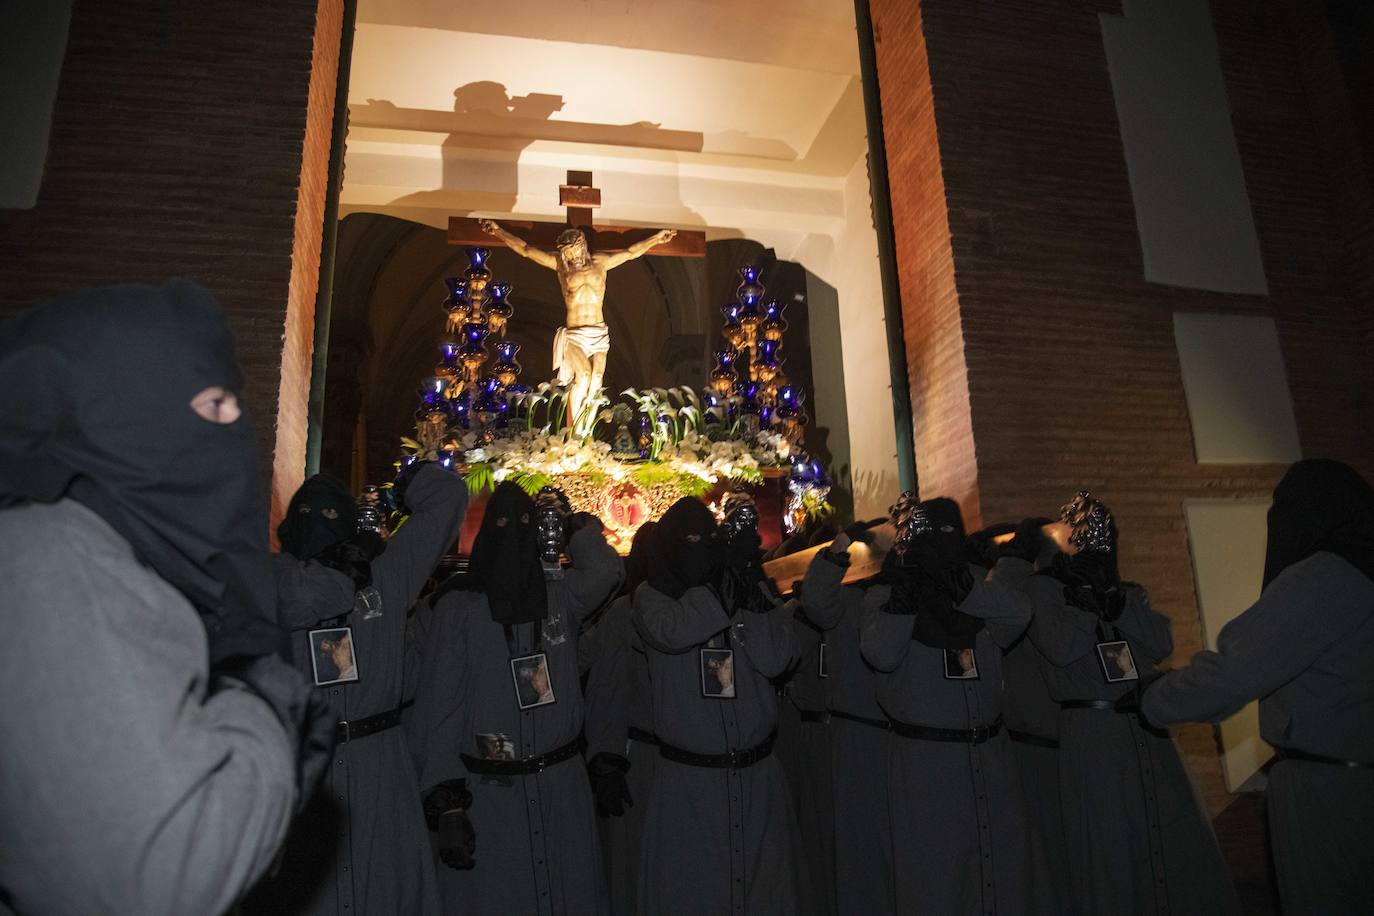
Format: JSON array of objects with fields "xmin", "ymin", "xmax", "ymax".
[{"xmin": 456, "ymin": 467, "xmax": 789, "ymax": 556}]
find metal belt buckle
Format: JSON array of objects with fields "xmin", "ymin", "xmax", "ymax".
[
  {"xmin": 339, "ymin": 720, "xmax": 351, "ymax": 743},
  {"xmin": 533, "ymin": 756, "xmax": 546, "ymax": 773}
]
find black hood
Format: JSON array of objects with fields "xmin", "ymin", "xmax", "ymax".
[
  {"xmin": 622, "ymin": 520, "xmax": 659, "ymax": 598},
  {"xmin": 0, "ymin": 280, "xmax": 280, "ymax": 664},
  {"xmin": 648, "ymin": 498, "xmax": 722, "ymax": 597},
  {"xmin": 439, "ymin": 481, "xmax": 547, "ymax": 625},
  {"xmin": 1263, "ymin": 459, "xmax": 1374, "ymax": 589},
  {"xmin": 891, "ymin": 497, "xmax": 982, "ymax": 650},
  {"xmin": 278, "ymin": 473, "xmax": 357, "ymax": 561}
]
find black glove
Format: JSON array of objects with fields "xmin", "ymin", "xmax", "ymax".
[
  {"xmin": 883, "ymin": 582, "xmax": 919, "ymax": 615},
  {"xmin": 313, "ymin": 538, "xmax": 374, "ymax": 592},
  {"xmin": 842, "ymin": 518, "xmax": 885, "ymax": 545},
  {"xmin": 878, "ymin": 549, "xmax": 919, "ymax": 615},
  {"xmin": 588, "ymin": 752, "xmax": 633, "ymax": 817},
  {"xmin": 212, "ymin": 654, "xmax": 336, "ymax": 814},
  {"xmin": 423, "ymin": 778, "xmax": 473, "ymax": 826},
  {"xmin": 568, "ymin": 511, "xmax": 602, "ymax": 534},
  {"xmin": 437, "ymin": 810, "xmax": 477, "ymax": 870},
  {"xmin": 424, "ymin": 779, "xmax": 476, "ymax": 870},
  {"xmin": 1001, "ymin": 517, "xmax": 1049, "ymax": 563},
  {"xmin": 725, "ymin": 529, "xmax": 763, "ymax": 570},
  {"xmin": 392, "ymin": 459, "xmax": 433, "ymax": 514}
]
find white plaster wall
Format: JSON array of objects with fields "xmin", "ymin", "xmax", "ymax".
[{"xmin": 815, "ymin": 156, "xmax": 900, "ymax": 519}]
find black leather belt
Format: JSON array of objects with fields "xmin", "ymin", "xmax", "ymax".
[
  {"xmin": 798, "ymin": 709, "xmax": 830, "ymax": 724},
  {"xmin": 1007, "ymin": 729, "xmax": 1060, "ymax": 749},
  {"xmin": 829, "ymin": 709, "xmax": 891, "ymax": 731},
  {"xmin": 1059, "ymin": 699, "xmax": 1140, "ymax": 713},
  {"xmin": 890, "ymin": 717, "xmax": 1003, "ymax": 745},
  {"xmin": 461, "ymin": 737, "xmax": 584, "ymax": 776},
  {"xmin": 628, "ymin": 726, "xmax": 660, "ymax": 746},
  {"xmin": 336, "ymin": 706, "xmax": 404, "ymax": 744},
  {"xmin": 659, "ymin": 731, "xmax": 776, "ymax": 770},
  {"xmin": 1059, "ymin": 699, "xmax": 1166, "ymax": 737},
  {"xmin": 1275, "ymin": 746, "xmax": 1374, "ymax": 770}
]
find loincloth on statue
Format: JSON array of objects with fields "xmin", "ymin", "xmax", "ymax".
[{"xmin": 551, "ymin": 324, "xmax": 611, "ymax": 384}]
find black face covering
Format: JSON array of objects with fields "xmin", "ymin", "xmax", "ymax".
[
  {"xmin": 278, "ymin": 474, "xmax": 357, "ymax": 561},
  {"xmin": 648, "ymin": 498, "xmax": 722, "ymax": 598},
  {"xmin": 1263, "ymin": 459, "xmax": 1374, "ymax": 589},
  {"xmin": 892, "ymin": 497, "xmax": 982, "ymax": 650},
  {"xmin": 453, "ymin": 482, "xmax": 547, "ymax": 625},
  {"xmin": 621, "ymin": 521, "xmax": 659, "ymax": 598},
  {"xmin": 1045, "ymin": 513, "xmax": 1124, "ymax": 621},
  {"xmin": 0, "ymin": 280, "xmax": 280, "ymax": 664}
]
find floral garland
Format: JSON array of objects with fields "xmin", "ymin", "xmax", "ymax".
[{"xmin": 399, "ymin": 386, "xmax": 831, "ymax": 524}]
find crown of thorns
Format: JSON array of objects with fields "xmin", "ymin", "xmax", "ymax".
[
  {"xmin": 534, "ymin": 486, "xmax": 571, "ymax": 516},
  {"xmin": 1059, "ymin": 490, "xmax": 1114, "ymax": 553}
]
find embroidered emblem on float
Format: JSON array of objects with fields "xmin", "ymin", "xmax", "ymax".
[{"xmin": 600, "ymin": 481, "xmax": 651, "ymax": 541}]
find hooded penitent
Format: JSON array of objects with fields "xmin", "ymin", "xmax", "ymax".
[
  {"xmin": 445, "ymin": 481, "xmax": 547, "ymax": 625},
  {"xmin": 1045, "ymin": 491, "xmax": 1124, "ymax": 621},
  {"xmin": 647, "ymin": 497, "xmax": 722, "ymax": 599},
  {"xmin": 0, "ymin": 280, "xmax": 280, "ymax": 664},
  {"xmin": 277, "ymin": 473, "xmax": 357, "ymax": 561},
  {"xmin": 1262, "ymin": 458, "xmax": 1374, "ymax": 589},
  {"xmin": 888, "ymin": 497, "xmax": 982, "ymax": 649}
]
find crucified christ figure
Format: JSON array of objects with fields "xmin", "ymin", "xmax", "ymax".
[{"xmin": 479, "ymin": 219, "xmax": 677, "ymax": 434}]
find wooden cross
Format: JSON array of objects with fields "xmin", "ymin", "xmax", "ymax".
[{"xmin": 448, "ymin": 170, "xmax": 706, "ymax": 257}]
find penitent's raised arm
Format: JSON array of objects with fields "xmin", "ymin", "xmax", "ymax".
[
  {"xmin": 601, "ymin": 228, "xmax": 677, "ymax": 270},
  {"xmin": 478, "ymin": 219, "xmax": 557, "ymax": 270}
]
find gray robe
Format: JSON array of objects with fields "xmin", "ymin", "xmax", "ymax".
[
  {"xmin": 1142, "ymin": 551, "xmax": 1374, "ymax": 913},
  {"xmin": 632, "ymin": 582, "xmax": 804, "ymax": 915},
  {"xmin": 581, "ymin": 595, "xmax": 657, "ymax": 916},
  {"xmin": 1024, "ymin": 574, "xmax": 1239, "ymax": 916},
  {"xmin": 800, "ymin": 551, "xmax": 894, "ymax": 916},
  {"xmin": 582, "ymin": 596, "xmax": 662, "ymax": 916},
  {"xmin": 409, "ymin": 525, "xmax": 623, "ymax": 916},
  {"xmin": 255, "ymin": 463, "xmax": 467, "ymax": 916},
  {"xmin": 0, "ymin": 499, "xmax": 297, "ymax": 916},
  {"xmin": 860, "ymin": 559, "xmax": 1036, "ymax": 916},
  {"xmin": 778, "ymin": 607, "xmax": 835, "ymax": 915},
  {"xmin": 1000, "ymin": 632, "xmax": 1071, "ymax": 913}
]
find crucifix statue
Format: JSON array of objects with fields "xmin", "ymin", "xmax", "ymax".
[{"xmin": 449, "ymin": 170, "xmax": 705, "ymax": 435}]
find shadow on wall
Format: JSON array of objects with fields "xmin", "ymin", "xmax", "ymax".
[
  {"xmin": 851, "ymin": 466, "xmax": 902, "ymax": 522},
  {"xmin": 353, "ymin": 81, "xmax": 705, "ymax": 218}
]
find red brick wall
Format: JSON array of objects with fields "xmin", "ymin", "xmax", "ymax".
[
  {"xmin": 273, "ymin": 0, "xmax": 345, "ymax": 536},
  {"xmin": 0, "ymin": 0, "xmax": 344, "ymax": 532},
  {"xmin": 867, "ymin": 0, "xmax": 980, "ymax": 525},
  {"xmin": 871, "ymin": 0, "xmax": 1374, "ymax": 813}
]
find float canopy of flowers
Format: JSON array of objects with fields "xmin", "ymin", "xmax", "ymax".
[{"xmin": 399, "ymin": 384, "xmax": 830, "ymax": 528}]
